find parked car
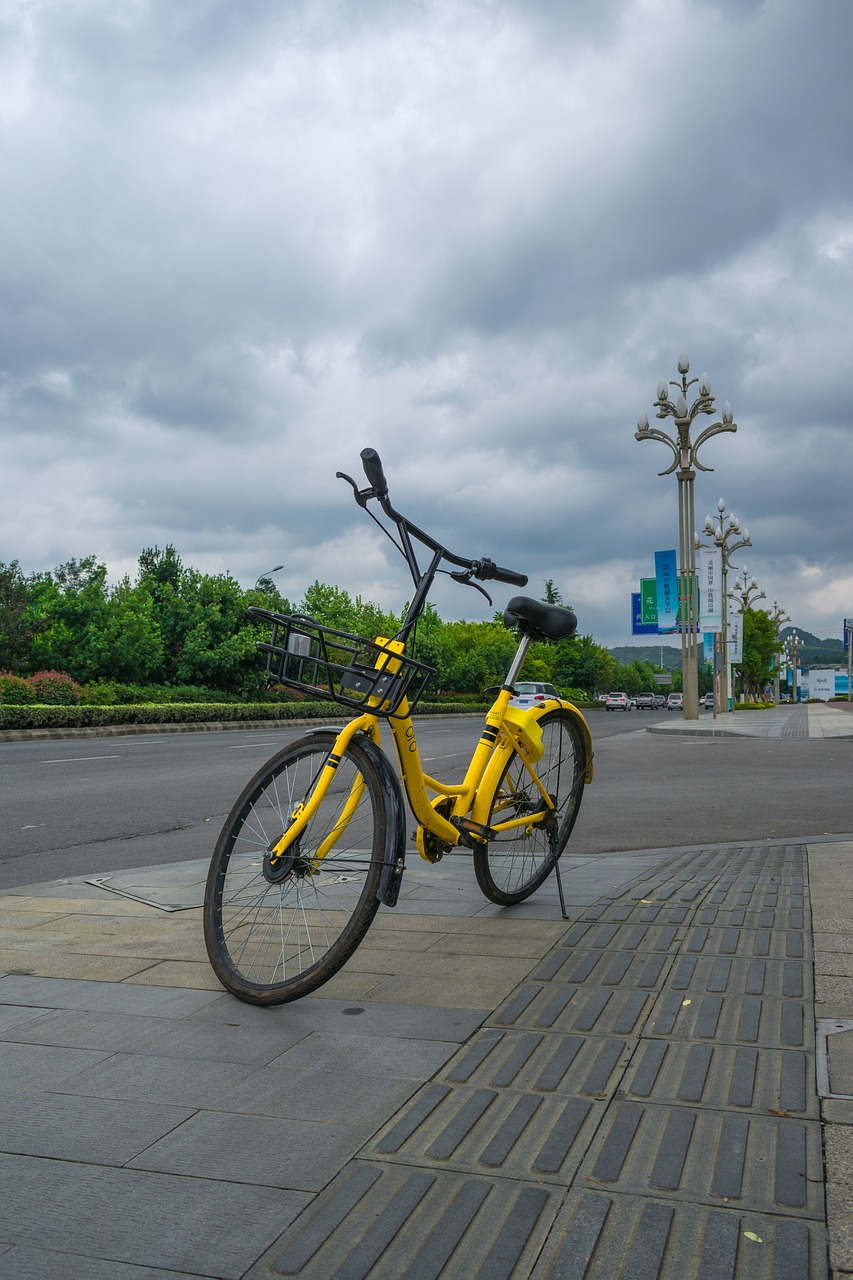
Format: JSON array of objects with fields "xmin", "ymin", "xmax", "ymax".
[
  {"xmin": 667, "ymin": 692, "xmax": 683, "ymax": 711},
  {"xmin": 509, "ymin": 681, "xmax": 560, "ymax": 709},
  {"xmin": 604, "ymin": 691, "xmax": 632, "ymax": 712},
  {"xmin": 634, "ymin": 693, "xmax": 656, "ymax": 710},
  {"xmin": 700, "ymin": 692, "xmax": 716, "ymax": 709},
  {"xmin": 653, "ymin": 694, "xmax": 667, "ymax": 708}
]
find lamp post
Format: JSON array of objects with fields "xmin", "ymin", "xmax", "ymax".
[
  {"xmin": 697, "ymin": 498, "xmax": 752, "ymax": 712},
  {"xmin": 728, "ymin": 569, "xmax": 766, "ymax": 703},
  {"xmin": 254, "ymin": 565, "xmax": 284, "ymax": 593},
  {"xmin": 785, "ymin": 631, "xmax": 801, "ymax": 703},
  {"xmin": 636, "ymin": 354, "xmax": 737, "ymax": 719},
  {"xmin": 769, "ymin": 600, "xmax": 791, "ymax": 703}
]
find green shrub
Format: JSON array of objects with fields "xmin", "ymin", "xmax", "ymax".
[
  {"xmin": 0, "ymin": 699, "xmax": 482, "ymax": 731},
  {"xmin": 0, "ymin": 672, "xmax": 36, "ymax": 705},
  {"xmin": 80, "ymin": 681, "xmax": 243, "ymax": 706},
  {"xmin": 733, "ymin": 701, "xmax": 775, "ymax": 710}
]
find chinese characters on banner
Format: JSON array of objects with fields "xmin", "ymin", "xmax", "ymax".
[
  {"xmin": 654, "ymin": 550, "xmax": 679, "ymax": 633},
  {"xmin": 698, "ymin": 545, "xmax": 722, "ymax": 632}
]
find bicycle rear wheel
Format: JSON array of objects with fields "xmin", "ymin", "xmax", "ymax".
[
  {"xmin": 204, "ymin": 732, "xmax": 387, "ymax": 1005},
  {"xmin": 474, "ymin": 708, "xmax": 586, "ymax": 905}
]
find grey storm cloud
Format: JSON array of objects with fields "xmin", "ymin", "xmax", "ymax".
[{"xmin": 2, "ymin": 0, "xmax": 853, "ymax": 645}]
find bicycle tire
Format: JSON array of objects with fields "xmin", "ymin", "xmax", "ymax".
[
  {"xmin": 204, "ymin": 731, "xmax": 387, "ymax": 1005},
  {"xmin": 474, "ymin": 708, "xmax": 586, "ymax": 905}
]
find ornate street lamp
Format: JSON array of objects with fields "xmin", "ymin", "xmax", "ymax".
[
  {"xmin": 636, "ymin": 354, "xmax": 737, "ymax": 719},
  {"xmin": 785, "ymin": 630, "xmax": 801, "ymax": 703},
  {"xmin": 696, "ymin": 498, "xmax": 752, "ymax": 711},
  {"xmin": 769, "ymin": 600, "xmax": 791, "ymax": 703}
]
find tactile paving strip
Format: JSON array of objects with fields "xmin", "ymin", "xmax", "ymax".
[{"xmin": 251, "ymin": 845, "xmax": 828, "ymax": 1279}]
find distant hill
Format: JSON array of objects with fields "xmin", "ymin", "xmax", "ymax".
[
  {"xmin": 780, "ymin": 627, "xmax": 845, "ymax": 667},
  {"xmin": 610, "ymin": 630, "xmax": 846, "ymax": 674}
]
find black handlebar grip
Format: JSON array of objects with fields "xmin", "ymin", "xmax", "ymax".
[
  {"xmin": 493, "ymin": 566, "xmax": 529, "ymax": 587},
  {"xmin": 360, "ymin": 448, "xmax": 388, "ymax": 498}
]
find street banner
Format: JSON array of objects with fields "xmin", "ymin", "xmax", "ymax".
[
  {"xmin": 698, "ymin": 545, "xmax": 723, "ymax": 632},
  {"xmin": 729, "ymin": 613, "xmax": 743, "ymax": 663},
  {"xmin": 640, "ymin": 578, "xmax": 658, "ymax": 627},
  {"xmin": 631, "ymin": 593, "xmax": 658, "ymax": 636},
  {"xmin": 703, "ymin": 632, "xmax": 715, "ymax": 664},
  {"xmin": 655, "ymin": 549, "xmax": 679, "ymax": 633},
  {"xmin": 845, "ymin": 619, "xmax": 853, "ymax": 654}
]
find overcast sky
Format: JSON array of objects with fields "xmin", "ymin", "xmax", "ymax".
[{"xmin": 2, "ymin": 0, "xmax": 852, "ymax": 647}]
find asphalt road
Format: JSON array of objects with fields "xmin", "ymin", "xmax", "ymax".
[{"xmin": 4, "ymin": 710, "xmax": 853, "ymax": 891}]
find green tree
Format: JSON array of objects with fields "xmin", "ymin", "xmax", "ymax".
[
  {"xmin": 737, "ymin": 609, "xmax": 780, "ymax": 701},
  {"xmin": 28, "ymin": 557, "xmax": 112, "ymax": 681},
  {"xmin": 0, "ymin": 560, "xmax": 40, "ymax": 673}
]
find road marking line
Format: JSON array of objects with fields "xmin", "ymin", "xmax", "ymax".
[{"xmin": 41, "ymin": 755, "xmax": 121, "ymax": 763}]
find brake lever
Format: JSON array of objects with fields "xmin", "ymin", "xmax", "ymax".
[
  {"xmin": 449, "ymin": 569, "xmax": 493, "ymax": 607},
  {"xmin": 336, "ymin": 471, "xmax": 373, "ymax": 509}
]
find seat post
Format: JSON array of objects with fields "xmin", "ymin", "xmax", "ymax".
[{"xmin": 503, "ymin": 632, "xmax": 533, "ymax": 690}]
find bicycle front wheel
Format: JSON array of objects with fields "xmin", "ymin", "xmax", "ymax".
[
  {"xmin": 204, "ymin": 732, "xmax": 387, "ymax": 1005},
  {"xmin": 474, "ymin": 708, "xmax": 587, "ymax": 906}
]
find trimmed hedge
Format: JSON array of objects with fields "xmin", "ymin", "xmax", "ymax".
[{"xmin": 0, "ymin": 700, "xmax": 479, "ymax": 731}]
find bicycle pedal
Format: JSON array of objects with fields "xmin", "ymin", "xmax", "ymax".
[{"xmin": 451, "ymin": 816, "xmax": 499, "ymax": 846}]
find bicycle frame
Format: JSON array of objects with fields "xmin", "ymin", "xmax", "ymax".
[{"xmin": 267, "ymin": 630, "xmax": 593, "ymax": 870}]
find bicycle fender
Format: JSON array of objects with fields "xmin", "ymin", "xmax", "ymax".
[
  {"xmin": 470, "ymin": 699, "xmax": 594, "ymax": 830},
  {"xmin": 551, "ymin": 699, "xmax": 595, "ymax": 783},
  {"xmin": 357, "ymin": 735, "xmax": 408, "ymax": 908}
]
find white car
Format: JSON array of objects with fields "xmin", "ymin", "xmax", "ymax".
[
  {"xmin": 604, "ymin": 691, "xmax": 632, "ymax": 711},
  {"xmin": 509, "ymin": 681, "xmax": 560, "ymax": 709},
  {"xmin": 667, "ymin": 692, "xmax": 684, "ymax": 710}
]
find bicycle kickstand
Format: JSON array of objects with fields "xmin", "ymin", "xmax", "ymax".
[{"xmin": 553, "ymin": 856, "xmax": 570, "ymax": 921}]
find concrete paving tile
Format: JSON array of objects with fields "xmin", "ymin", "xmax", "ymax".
[
  {"xmin": 189, "ymin": 993, "xmax": 488, "ymax": 1042},
  {"xmin": 116, "ymin": 959, "xmax": 224, "ymax": 988},
  {"xmin": 0, "ymin": 1151, "xmax": 308, "ymax": 1279},
  {"xmin": 0, "ymin": 1004, "xmax": 54, "ymax": 1034},
  {"xmin": 1, "ymin": 1008, "xmax": 176, "ymax": 1052},
  {"xmin": 0, "ymin": 974, "xmax": 221, "ymax": 1015},
  {"xmin": 299, "ymin": 967, "xmax": 386, "ymax": 1001},
  {"xmin": 815, "ymin": 932, "xmax": 853, "ymax": 954},
  {"xmin": 127, "ymin": 1109, "xmax": 376, "ymax": 1191},
  {"xmin": 816, "ymin": 976, "xmax": 853, "ymax": 1016},
  {"xmin": 266, "ymin": 1030, "xmax": 458, "ymax": 1080},
  {"xmin": 0, "ymin": 949, "xmax": 161, "ymax": 982},
  {"xmin": 0, "ymin": 1090, "xmax": 192, "ymax": 1163},
  {"xmin": 54, "ymin": 1051, "xmax": 260, "ymax": 1108},
  {"xmin": 212, "ymin": 1065, "xmax": 419, "ymax": 1124},
  {"xmin": 824, "ymin": 1127, "xmax": 853, "ymax": 1273},
  {"xmin": 362, "ymin": 960, "xmax": 534, "ymax": 1008},
  {"xmin": 376, "ymin": 912, "xmax": 568, "ymax": 938},
  {"xmin": 0, "ymin": 894, "xmax": 153, "ymax": 915},
  {"xmin": 823, "ymin": 1099, "xmax": 853, "ymax": 1124},
  {"xmin": 0, "ymin": 1246, "xmax": 203, "ymax": 1280},
  {"xmin": 816, "ymin": 952, "xmax": 853, "ymax": 978},
  {"xmin": 421, "ymin": 931, "xmax": 562, "ymax": 958},
  {"xmin": 0, "ymin": 1041, "xmax": 114, "ymax": 1091}
]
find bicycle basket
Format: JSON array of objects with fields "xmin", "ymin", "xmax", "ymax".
[{"xmin": 249, "ymin": 607, "xmax": 435, "ymax": 719}]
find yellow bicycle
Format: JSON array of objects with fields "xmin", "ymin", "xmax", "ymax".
[{"xmin": 203, "ymin": 449, "xmax": 594, "ymax": 1005}]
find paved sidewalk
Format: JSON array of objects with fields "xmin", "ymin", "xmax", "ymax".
[
  {"xmin": 1, "ymin": 706, "xmax": 852, "ymax": 1277},
  {"xmin": 647, "ymin": 701, "xmax": 853, "ymax": 739}
]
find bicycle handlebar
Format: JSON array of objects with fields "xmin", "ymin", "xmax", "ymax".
[
  {"xmin": 360, "ymin": 448, "xmax": 389, "ymax": 499},
  {"xmin": 349, "ymin": 447, "xmax": 528, "ymax": 589}
]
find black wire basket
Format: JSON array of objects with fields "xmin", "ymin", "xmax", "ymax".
[{"xmin": 249, "ymin": 607, "xmax": 436, "ymax": 719}]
